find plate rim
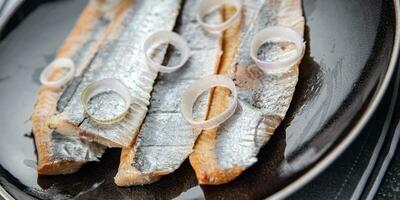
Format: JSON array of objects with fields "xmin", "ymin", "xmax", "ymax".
[
  {"xmin": 0, "ymin": 1, "xmax": 23, "ymax": 198},
  {"xmin": 0, "ymin": 186, "xmax": 14, "ymax": 200},
  {"xmin": 0, "ymin": 0, "xmax": 399, "ymax": 199},
  {"xmin": 266, "ymin": 0, "xmax": 400, "ymax": 199}
]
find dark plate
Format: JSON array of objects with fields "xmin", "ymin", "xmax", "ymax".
[{"xmin": 0, "ymin": 0, "xmax": 398, "ymax": 199}]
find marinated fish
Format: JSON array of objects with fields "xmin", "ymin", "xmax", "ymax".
[
  {"xmin": 32, "ymin": 1, "xmax": 132, "ymax": 175},
  {"xmin": 115, "ymin": 0, "xmax": 223, "ymax": 186},
  {"xmin": 48, "ymin": 0, "xmax": 182, "ymax": 148},
  {"xmin": 190, "ymin": 0, "xmax": 305, "ymax": 184}
]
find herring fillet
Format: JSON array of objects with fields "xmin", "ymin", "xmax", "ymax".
[
  {"xmin": 31, "ymin": 1, "xmax": 131, "ymax": 175},
  {"xmin": 48, "ymin": 0, "xmax": 183, "ymax": 148},
  {"xmin": 114, "ymin": 0, "xmax": 223, "ymax": 186},
  {"xmin": 190, "ymin": 0, "xmax": 305, "ymax": 184}
]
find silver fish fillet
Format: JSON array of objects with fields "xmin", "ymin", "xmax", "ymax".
[
  {"xmin": 115, "ymin": 0, "xmax": 223, "ymax": 186},
  {"xmin": 48, "ymin": 0, "xmax": 182, "ymax": 148},
  {"xmin": 31, "ymin": 1, "xmax": 132, "ymax": 175},
  {"xmin": 190, "ymin": 0, "xmax": 305, "ymax": 184}
]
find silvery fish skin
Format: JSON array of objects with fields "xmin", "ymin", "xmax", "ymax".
[
  {"xmin": 48, "ymin": 0, "xmax": 182, "ymax": 148},
  {"xmin": 190, "ymin": 0, "xmax": 305, "ymax": 184},
  {"xmin": 31, "ymin": 1, "xmax": 131, "ymax": 175},
  {"xmin": 114, "ymin": 0, "xmax": 222, "ymax": 186}
]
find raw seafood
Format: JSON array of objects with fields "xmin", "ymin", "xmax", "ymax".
[
  {"xmin": 32, "ymin": 1, "xmax": 131, "ymax": 175},
  {"xmin": 190, "ymin": 0, "xmax": 305, "ymax": 184},
  {"xmin": 48, "ymin": 0, "xmax": 182, "ymax": 148},
  {"xmin": 114, "ymin": 0, "xmax": 223, "ymax": 186}
]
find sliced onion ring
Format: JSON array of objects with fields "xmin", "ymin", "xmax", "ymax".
[
  {"xmin": 90, "ymin": 0, "xmax": 123, "ymax": 13},
  {"xmin": 81, "ymin": 78, "xmax": 131, "ymax": 125},
  {"xmin": 197, "ymin": 0, "xmax": 242, "ymax": 33},
  {"xmin": 144, "ymin": 30, "xmax": 190, "ymax": 73},
  {"xmin": 181, "ymin": 75, "xmax": 237, "ymax": 129},
  {"xmin": 40, "ymin": 58, "xmax": 75, "ymax": 89},
  {"xmin": 250, "ymin": 26, "xmax": 305, "ymax": 73}
]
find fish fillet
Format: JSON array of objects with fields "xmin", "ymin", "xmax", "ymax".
[
  {"xmin": 32, "ymin": 1, "xmax": 132, "ymax": 175},
  {"xmin": 48, "ymin": 0, "xmax": 183, "ymax": 148},
  {"xmin": 190, "ymin": 0, "xmax": 305, "ymax": 185},
  {"xmin": 114, "ymin": 0, "xmax": 223, "ymax": 186}
]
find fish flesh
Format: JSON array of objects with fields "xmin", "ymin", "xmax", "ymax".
[
  {"xmin": 32, "ymin": 1, "xmax": 132, "ymax": 175},
  {"xmin": 114, "ymin": 0, "xmax": 223, "ymax": 186},
  {"xmin": 48, "ymin": 0, "xmax": 183, "ymax": 148},
  {"xmin": 190, "ymin": 0, "xmax": 305, "ymax": 184}
]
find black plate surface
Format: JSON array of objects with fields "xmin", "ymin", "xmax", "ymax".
[{"xmin": 0, "ymin": 0, "xmax": 397, "ymax": 199}]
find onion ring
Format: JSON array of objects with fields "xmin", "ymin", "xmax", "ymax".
[
  {"xmin": 250, "ymin": 26, "xmax": 305, "ymax": 73},
  {"xmin": 81, "ymin": 78, "xmax": 131, "ymax": 125},
  {"xmin": 144, "ymin": 30, "xmax": 190, "ymax": 73},
  {"xmin": 40, "ymin": 58, "xmax": 75, "ymax": 89},
  {"xmin": 197, "ymin": 0, "xmax": 242, "ymax": 33},
  {"xmin": 181, "ymin": 75, "xmax": 237, "ymax": 129}
]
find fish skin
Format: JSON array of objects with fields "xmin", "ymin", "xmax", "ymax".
[
  {"xmin": 114, "ymin": 0, "xmax": 223, "ymax": 186},
  {"xmin": 48, "ymin": 0, "xmax": 183, "ymax": 148},
  {"xmin": 32, "ymin": 1, "xmax": 132, "ymax": 175},
  {"xmin": 190, "ymin": 0, "xmax": 305, "ymax": 185}
]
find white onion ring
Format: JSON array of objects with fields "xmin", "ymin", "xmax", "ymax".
[
  {"xmin": 40, "ymin": 58, "xmax": 75, "ymax": 89},
  {"xmin": 144, "ymin": 30, "xmax": 190, "ymax": 73},
  {"xmin": 181, "ymin": 75, "xmax": 237, "ymax": 129},
  {"xmin": 90, "ymin": 0, "xmax": 123, "ymax": 13},
  {"xmin": 250, "ymin": 26, "xmax": 305, "ymax": 73},
  {"xmin": 197, "ymin": 0, "xmax": 242, "ymax": 33},
  {"xmin": 81, "ymin": 78, "xmax": 131, "ymax": 125}
]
